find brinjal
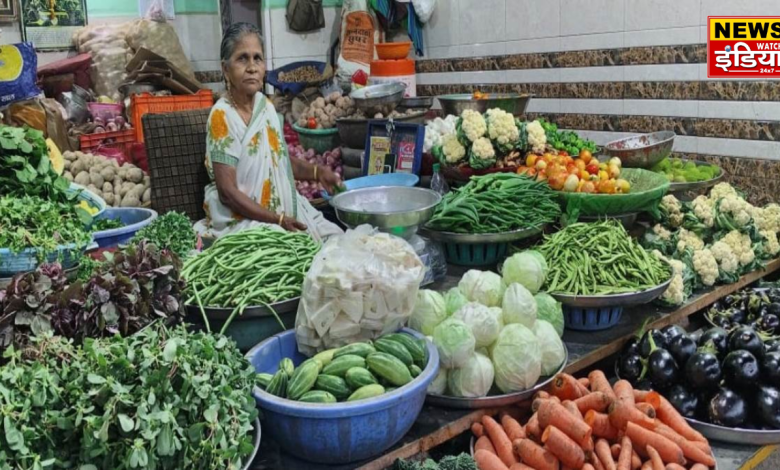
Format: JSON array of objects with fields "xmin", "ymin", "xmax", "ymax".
[
  {"xmin": 712, "ymin": 315, "xmax": 732, "ymax": 329},
  {"xmin": 639, "ymin": 329, "xmax": 667, "ymax": 357},
  {"xmin": 723, "ymin": 294, "xmax": 739, "ymax": 307},
  {"xmin": 728, "ymin": 326, "xmax": 765, "ymax": 360},
  {"xmin": 709, "ymin": 387, "xmax": 748, "ymax": 427},
  {"xmin": 634, "ymin": 378, "xmax": 654, "ymax": 391},
  {"xmin": 667, "ymin": 384, "xmax": 698, "ymax": 418},
  {"xmin": 767, "ymin": 302, "xmax": 780, "ymax": 317},
  {"xmin": 756, "ymin": 386, "xmax": 780, "ymax": 428},
  {"xmin": 748, "ymin": 294, "xmax": 765, "ymax": 317},
  {"xmin": 730, "ymin": 306, "xmax": 747, "ymax": 325},
  {"xmin": 752, "ymin": 304, "xmax": 769, "ymax": 321},
  {"xmin": 661, "ymin": 325, "xmax": 687, "ymax": 343},
  {"xmin": 622, "ymin": 336, "xmax": 640, "ymax": 356},
  {"xmin": 762, "ymin": 352, "xmax": 780, "ymax": 387},
  {"xmin": 617, "ymin": 353, "xmax": 643, "ymax": 384},
  {"xmin": 685, "ymin": 349, "xmax": 722, "ymax": 390},
  {"xmin": 698, "ymin": 327, "xmax": 729, "ymax": 359},
  {"xmin": 758, "ymin": 314, "xmax": 780, "ymax": 335},
  {"xmin": 723, "ymin": 350, "xmax": 760, "ymax": 389},
  {"xmin": 668, "ymin": 334, "xmax": 697, "ymax": 368},
  {"xmin": 766, "ymin": 339, "xmax": 780, "ymax": 354},
  {"xmin": 647, "ymin": 348, "xmax": 679, "ymax": 389}
]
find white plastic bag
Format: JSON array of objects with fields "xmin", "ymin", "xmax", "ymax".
[
  {"xmin": 336, "ymin": 0, "xmax": 382, "ymax": 86},
  {"xmin": 126, "ymin": 19, "xmax": 196, "ymax": 80},
  {"xmin": 412, "ymin": 0, "xmax": 436, "ymax": 23},
  {"xmin": 295, "ymin": 225, "xmax": 424, "ymax": 355}
]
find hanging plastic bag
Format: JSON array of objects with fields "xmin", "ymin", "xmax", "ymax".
[
  {"xmin": 411, "ymin": 0, "xmax": 436, "ymax": 23},
  {"xmin": 145, "ymin": 0, "xmax": 167, "ymax": 22},
  {"xmin": 286, "ymin": 0, "xmax": 325, "ymax": 32},
  {"xmin": 336, "ymin": 0, "xmax": 383, "ymax": 88},
  {"xmin": 0, "ymin": 43, "xmax": 42, "ymax": 106}
]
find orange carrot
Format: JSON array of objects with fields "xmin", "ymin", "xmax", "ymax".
[
  {"xmin": 609, "ymin": 402, "xmax": 656, "ymax": 431},
  {"xmin": 636, "ymin": 402, "xmax": 657, "ymax": 419},
  {"xmin": 633, "ymin": 390, "xmax": 651, "ymax": 402},
  {"xmin": 641, "ymin": 462, "xmax": 653, "ymax": 470},
  {"xmin": 476, "ymin": 435, "xmax": 497, "ymax": 455},
  {"xmin": 611, "ymin": 444, "xmax": 621, "ymax": 459},
  {"xmin": 592, "ymin": 455, "xmax": 606, "ymax": 470},
  {"xmin": 625, "ymin": 422, "xmax": 686, "ymax": 466},
  {"xmin": 579, "ymin": 377, "xmax": 591, "ymax": 389},
  {"xmin": 542, "ymin": 426, "xmax": 586, "ymax": 470},
  {"xmin": 644, "ymin": 391, "xmax": 662, "ymax": 410},
  {"xmin": 513, "ymin": 438, "xmax": 560, "ymax": 470},
  {"xmin": 614, "ymin": 380, "xmax": 636, "ymax": 406},
  {"xmin": 536, "ymin": 390, "xmax": 551, "ymax": 400},
  {"xmin": 585, "ymin": 410, "xmax": 619, "ymax": 440},
  {"xmin": 551, "ymin": 373, "xmax": 586, "ymax": 400},
  {"xmin": 472, "ymin": 422, "xmax": 485, "ymax": 438},
  {"xmin": 653, "ymin": 394, "xmax": 707, "ymax": 443},
  {"xmin": 595, "ymin": 438, "xmax": 617, "ymax": 470},
  {"xmin": 589, "ymin": 370, "xmax": 617, "ymax": 400},
  {"xmin": 483, "ymin": 415, "xmax": 518, "ymax": 467},
  {"xmin": 509, "ymin": 463, "xmax": 535, "ymax": 470},
  {"xmin": 653, "ymin": 423, "xmax": 715, "ymax": 466},
  {"xmin": 583, "ymin": 465, "xmax": 596, "ymax": 470},
  {"xmin": 664, "ymin": 464, "xmax": 686, "ymax": 470},
  {"xmin": 533, "ymin": 397, "xmax": 553, "ymax": 412},
  {"xmin": 646, "ymin": 445, "xmax": 665, "ymax": 470},
  {"xmin": 537, "ymin": 400, "xmax": 593, "ymax": 447},
  {"xmin": 584, "ymin": 436, "xmax": 595, "ymax": 453},
  {"xmin": 690, "ymin": 464, "xmax": 709, "ymax": 470},
  {"xmin": 562, "ymin": 400, "xmax": 584, "ymax": 420},
  {"xmin": 501, "ymin": 414, "xmax": 526, "ymax": 442},
  {"xmin": 526, "ymin": 413, "xmax": 541, "ymax": 441},
  {"xmin": 575, "ymin": 391, "xmax": 614, "ymax": 413},
  {"xmin": 475, "ymin": 449, "xmax": 510, "ymax": 470},
  {"xmin": 631, "ymin": 451, "xmax": 642, "ymax": 470},
  {"xmin": 617, "ymin": 436, "xmax": 633, "ymax": 470}
]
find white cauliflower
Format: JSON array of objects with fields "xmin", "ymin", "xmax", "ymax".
[
  {"xmin": 652, "ymin": 250, "xmax": 687, "ymax": 305},
  {"xmin": 676, "ymin": 228, "xmax": 705, "ymax": 253},
  {"xmin": 526, "ymin": 120, "xmax": 547, "ymax": 153},
  {"xmin": 760, "ymin": 230, "xmax": 780, "ymax": 257},
  {"xmin": 719, "ymin": 195, "xmax": 752, "ymax": 227},
  {"xmin": 692, "ymin": 248, "xmax": 719, "ymax": 287},
  {"xmin": 486, "ymin": 108, "xmax": 519, "ymax": 146},
  {"xmin": 691, "ymin": 195, "xmax": 715, "ymax": 227},
  {"xmin": 661, "ymin": 194, "xmax": 684, "ymax": 228},
  {"xmin": 460, "ymin": 109, "xmax": 487, "ymax": 142},
  {"xmin": 710, "ymin": 240, "xmax": 740, "ymax": 274},
  {"xmin": 721, "ymin": 230, "xmax": 755, "ymax": 266},
  {"xmin": 709, "ymin": 182, "xmax": 739, "ymax": 202},
  {"xmin": 441, "ymin": 134, "xmax": 466, "ymax": 163},
  {"xmin": 753, "ymin": 204, "xmax": 780, "ymax": 233},
  {"xmin": 471, "ymin": 137, "xmax": 496, "ymax": 160},
  {"xmin": 424, "ymin": 116, "xmax": 458, "ymax": 153},
  {"xmin": 653, "ymin": 224, "xmax": 672, "ymax": 241}
]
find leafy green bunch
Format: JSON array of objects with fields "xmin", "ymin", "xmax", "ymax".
[
  {"xmin": 132, "ymin": 212, "xmax": 197, "ymax": 259},
  {"xmin": 0, "ymin": 125, "xmax": 70, "ymax": 203}
]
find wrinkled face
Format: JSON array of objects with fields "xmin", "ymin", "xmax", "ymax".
[{"xmin": 223, "ymin": 33, "xmax": 265, "ymax": 97}]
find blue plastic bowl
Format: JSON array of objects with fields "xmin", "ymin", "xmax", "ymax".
[
  {"xmin": 93, "ymin": 208, "xmax": 158, "ymax": 249},
  {"xmin": 246, "ymin": 328, "xmax": 439, "ymax": 464},
  {"xmin": 267, "ymin": 61, "xmax": 327, "ymax": 95},
  {"xmin": 0, "ymin": 242, "xmax": 91, "ymax": 278},
  {"xmin": 564, "ymin": 306, "xmax": 624, "ymax": 331},
  {"xmin": 322, "ymin": 173, "xmax": 419, "ymax": 201}
]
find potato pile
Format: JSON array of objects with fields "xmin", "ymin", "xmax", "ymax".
[
  {"xmin": 295, "ymin": 92, "xmax": 355, "ymax": 129},
  {"xmin": 62, "ymin": 151, "xmax": 150, "ymax": 207}
]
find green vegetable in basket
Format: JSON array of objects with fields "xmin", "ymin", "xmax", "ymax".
[
  {"xmin": 534, "ymin": 292, "xmax": 564, "ymax": 337},
  {"xmin": 503, "ymin": 250, "xmax": 548, "ymax": 294},
  {"xmin": 443, "ymin": 287, "xmax": 468, "ymax": 316},
  {"xmin": 451, "ymin": 302, "xmax": 503, "ymax": 348},
  {"xmin": 132, "ymin": 211, "xmax": 196, "ymax": 258},
  {"xmin": 458, "ymin": 269, "xmax": 505, "ymax": 307},
  {"xmin": 408, "ymin": 289, "xmax": 447, "ymax": 336},
  {"xmin": 651, "ymin": 157, "xmax": 720, "ymax": 183},
  {"xmin": 491, "ymin": 323, "xmax": 541, "ymax": 393},
  {"xmin": 532, "ymin": 320, "xmax": 566, "ymax": 375},
  {"xmin": 501, "ymin": 283, "xmax": 537, "ymax": 328},
  {"xmin": 446, "ymin": 351, "xmax": 494, "ymax": 398}
]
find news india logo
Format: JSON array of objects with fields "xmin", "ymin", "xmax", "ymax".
[{"xmin": 707, "ymin": 17, "xmax": 780, "ymax": 78}]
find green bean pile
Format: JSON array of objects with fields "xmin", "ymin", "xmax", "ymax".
[
  {"xmin": 426, "ymin": 173, "xmax": 561, "ymax": 234},
  {"xmin": 182, "ymin": 227, "xmax": 320, "ymax": 332},
  {"xmin": 537, "ymin": 220, "xmax": 671, "ymax": 295}
]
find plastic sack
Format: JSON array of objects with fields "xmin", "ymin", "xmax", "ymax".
[
  {"xmin": 411, "ymin": 0, "xmax": 436, "ymax": 23},
  {"xmin": 126, "ymin": 19, "xmax": 196, "ymax": 81},
  {"xmin": 336, "ymin": 0, "xmax": 382, "ymax": 87},
  {"xmin": 295, "ymin": 225, "xmax": 425, "ymax": 355},
  {"xmin": 73, "ymin": 24, "xmax": 133, "ymax": 102},
  {"xmin": 0, "ymin": 43, "xmax": 42, "ymax": 105}
]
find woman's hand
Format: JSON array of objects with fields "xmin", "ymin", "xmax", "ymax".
[
  {"xmin": 317, "ymin": 166, "xmax": 342, "ymax": 194},
  {"xmin": 280, "ymin": 216, "xmax": 307, "ymax": 232}
]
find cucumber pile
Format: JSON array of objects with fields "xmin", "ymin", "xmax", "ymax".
[{"xmin": 258, "ymin": 332, "xmax": 429, "ymax": 403}]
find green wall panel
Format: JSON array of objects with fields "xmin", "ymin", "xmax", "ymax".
[
  {"xmin": 264, "ymin": 0, "xmax": 342, "ymax": 9},
  {"xmin": 87, "ymin": 0, "xmax": 217, "ymax": 18}
]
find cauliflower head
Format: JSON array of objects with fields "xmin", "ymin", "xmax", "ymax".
[
  {"xmin": 526, "ymin": 120, "xmax": 547, "ymax": 153},
  {"xmin": 460, "ymin": 109, "xmax": 487, "ymax": 142},
  {"xmin": 653, "ymin": 224, "xmax": 673, "ymax": 241},
  {"xmin": 710, "ymin": 240, "xmax": 740, "ymax": 274},
  {"xmin": 719, "ymin": 195, "xmax": 752, "ymax": 227},
  {"xmin": 676, "ymin": 228, "xmax": 705, "ymax": 253},
  {"xmin": 692, "ymin": 248, "xmax": 719, "ymax": 287},
  {"xmin": 709, "ymin": 182, "xmax": 739, "ymax": 201},
  {"xmin": 691, "ymin": 195, "xmax": 715, "ymax": 228},
  {"xmin": 652, "ymin": 250, "xmax": 688, "ymax": 306},
  {"xmin": 753, "ymin": 204, "xmax": 780, "ymax": 233},
  {"xmin": 486, "ymin": 108, "xmax": 520, "ymax": 146},
  {"xmin": 721, "ymin": 230, "xmax": 755, "ymax": 266},
  {"xmin": 472, "ymin": 137, "xmax": 496, "ymax": 160},
  {"xmin": 760, "ymin": 230, "xmax": 780, "ymax": 257},
  {"xmin": 661, "ymin": 194, "xmax": 684, "ymax": 228},
  {"xmin": 441, "ymin": 134, "xmax": 466, "ymax": 163}
]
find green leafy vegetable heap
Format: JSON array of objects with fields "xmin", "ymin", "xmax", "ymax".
[
  {"xmin": 392, "ymin": 453, "xmax": 476, "ymax": 470},
  {"xmin": 538, "ymin": 119, "xmax": 598, "ymax": 156},
  {"xmin": 0, "ymin": 125, "xmax": 70, "ymax": 203},
  {"xmin": 132, "ymin": 211, "xmax": 196, "ymax": 259},
  {"xmin": 651, "ymin": 157, "xmax": 720, "ymax": 183},
  {"xmin": 92, "ymin": 217, "xmax": 124, "ymax": 231},
  {"xmin": 0, "ymin": 324, "xmax": 259, "ymax": 469}
]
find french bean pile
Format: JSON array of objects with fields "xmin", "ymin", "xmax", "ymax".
[
  {"xmin": 426, "ymin": 173, "xmax": 561, "ymax": 234},
  {"xmin": 182, "ymin": 227, "xmax": 320, "ymax": 332},
  {"xmin": 537, "ymin": 220, "xmax": 671, "ymax": 295}
]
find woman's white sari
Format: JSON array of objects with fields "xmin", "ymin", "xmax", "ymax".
[{"xmin": 194, "ymin": 93, "xmax": 342, "ymax": 242}]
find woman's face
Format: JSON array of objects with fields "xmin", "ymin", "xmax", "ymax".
[{"xmin": 224, "ymin": 33, "xmax": 265, "ymax": 97}]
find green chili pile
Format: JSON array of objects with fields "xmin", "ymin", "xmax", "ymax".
[
  {"xmin": 537, "ymin": 219, "xmax": 671, "ymax": 295},
  {"xmin": 182, "ymin": 227, "xmax": 320, "ymax": 332},
  {"xmin": 426, "ymin": 173, "xmax": 561, "ymax": 234}
]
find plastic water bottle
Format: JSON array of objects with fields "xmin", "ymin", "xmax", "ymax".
[{"xmin": 430, "ymin": 163, "xmax": 449, "ymax": 195}]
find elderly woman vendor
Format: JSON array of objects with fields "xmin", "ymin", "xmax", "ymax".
[{"xmin": 195, "ymin": 23, "xmax": 342, "ymax": 241}]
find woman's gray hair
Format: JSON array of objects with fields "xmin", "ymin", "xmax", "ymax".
[{"xmin": 220, "ymin": 22, "xmax": 264, "ymax": 62}]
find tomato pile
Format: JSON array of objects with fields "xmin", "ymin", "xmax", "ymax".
[{"xmin": 516, "ymin": 149, "xmax": 631, "ymax": 194}]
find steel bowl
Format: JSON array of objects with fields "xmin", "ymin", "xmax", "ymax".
[
  {"xmin": 398, "ymin": 96, "xmax": 434, "ymax": 111},
  {"xmin": 603, "ymin": 131, "xmax": 676, "ymax": 169},
  {"xmin": 350, "ymin": 82, "xmax": 406, "ymax": 115},
  {"xmin": 666, "ymin": 160, "xmax": 725, "ymax": 195},
  {"xmin": 437, "ymin": 93, "xmax": 533, "ymax": 117},
  {"xmin": 550, "ymin": 276, "xmax": 673, "ymax": 308},
  {"xmin": 336, "ymin": 111, "xmax": 427, "ymax": 149},
  {"xmin": 330, "ymin": 186, "xmax": 441, "ymax": 239}
]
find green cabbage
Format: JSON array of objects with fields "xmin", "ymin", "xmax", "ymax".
[
  {"xmin": 452, "ymin": 302, "xmax": 503, "ymax": 348},
  {"xmin": 428, "ymin": 367, "xmax": 448, "ymax": 395},
  {"xmin": 444, "ymin": 288, "xmax": 469, "ymax": 316},
  {"xmin": 490, "ymin": 324, "xmax": 541, "ymax": 393},
  {"xmin": 433, "ymin": 318, "xmax": 476, "ymax": 368},
  {"xmin": 502, "ymin": 283, "xmax": 537, "ymax": 328},
  {"xmin": 503, "ymin": 251, "xmax": 547, "ymax": 294},
  {"xmin": 458, "ymin": 270, "xmax": 505, "ymax": 307},
  {"xmin": 532, "ymin": 320, "xmax": 566, "ymax": 375},
  {"xmin": 447, "ymin": 352, "xmax": 494, "ymax": 398},
  {"xmin": 534, "ymin": 292, "xmax": 564, "ymax": 337},
  {"xmin": 409, "ymin": 289, "xmax": 447, "ymax": 335}
]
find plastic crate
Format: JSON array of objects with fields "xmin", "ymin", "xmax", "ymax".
[
  {"xmin": 442, "ymin": 242, "xmax": 509, "ymax": 267},
  {"xmin": 87, "ymin": 102, "xmax": 123, "ymax": 122},
  {"xmin": 563, "ymin": 306, "xmax": 624, "ymax": 331},
  {"xmin": 131, "ymin": 90, "xmax": 214, "ymax": 142},
  {"xmin": 79, "ymin": 129, "xmax": 137, "ymax": 163}
]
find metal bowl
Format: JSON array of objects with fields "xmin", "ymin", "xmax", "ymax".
[
  {"xmin": 398, "ymin": 96, "xmax": 434, "ymax": 111},
  {"xmin": 330, "ymin": 186, "xmax": 441, "ymax": 239},
  {"xmin": 336, "ymin": 110, "xmax": 427, "ymax": 149},
  {"xmin": 550, "ymin": 276, "xmax": 673, "ymax": 308},
  {"xmin": 666, "ymin": 160, "xmax": 725, "ymax": 194},
  {"xmin": 603, "ymin": 131, "xmax": 676, "ymax": 169},
  {"xmin": 437, "ymin": 93, "xmax": 533, "ymax": 117},
  {"xmin": 350, "ymin": 82, "xmax": 406, "ymax": 115}
]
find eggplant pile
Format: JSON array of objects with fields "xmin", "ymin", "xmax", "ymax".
[
  {"xmin": 617, "ymin": 324, "xmax": 780, "ymax": 430},
  {"xmin": 706, "ymin": 287, "xmax": 780, "ymax": 336}
]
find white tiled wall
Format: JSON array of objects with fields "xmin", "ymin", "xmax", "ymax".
[{"xmin": 263, "ymin": 6, "xmax": 342, "ymax": 70}]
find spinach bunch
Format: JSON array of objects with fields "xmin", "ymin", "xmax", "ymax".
[
  {"xmin": 132, "ymin": 212, "xmax": 197, "ymax": 259},
  {"xmin": 0, "ymin": 125, "xmax": 70, "ymax": 203},
  {"xmin": 0, "ymin": 324, "xmax": 259, "ymax": 469}
]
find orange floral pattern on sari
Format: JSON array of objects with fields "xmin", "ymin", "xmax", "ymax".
[
  {"xmin": 260, "ymin": 179, "xmax": 272, "ymax": 208},
  {"xmin": 210, "ymin": 109, "xmax": 229, "ymax": 140}
]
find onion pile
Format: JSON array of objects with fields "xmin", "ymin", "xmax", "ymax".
[
  {"xmin": 289, "ymin": 145, "xmax": 343, "ymax": 200},
  {"xmin": 284, "ymin": 122, "xmax": 300, "ymax": 147}
]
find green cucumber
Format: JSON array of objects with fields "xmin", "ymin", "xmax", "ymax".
[
  {"xmin": 366, "ymin": 352, "xmax": 413, "ymax": 387},
  {"xmin": 409, "ymin": 364, "xmax": 422, "ymax": 378},
  {"xmin": 265, "ymin": 369, "xmax": 288, "ymax": 397},
  {"xmin": 347, "ymin": 384, "xmax": 385, "ymax": 402},
  {"xmin": 312, "ymin": 348, "xmax": 338, "ymax": 367},
  {"xmin": 287, "ymin": 359, "xmax": 321, "ymax": 400},
  {"xmin": 374, "ymin": 338, "xmax": 414, "ymax": 366},
  {"xmin": 299, "ymin": 390, "xmax": 337, "ymax": 403},
  {"xmin": 257, "ymin": 373, "xmax": 274, "ymax": 389},
  {"xmin": 321, "ymin": 354, "xmax": 366, "ymax": 377},
  {"xmin": 417, "ymin": 338, "xmax": 429, "ymax": 368},
  {"xmin": 345, "ymin": 367, "xmax": 378, "ymax": 390},
  {"xmin": 315, "ymin": 374, "xmax": 351, "ymax": 400},
  {"xmin": 333, "ymin": 342, "xmax": 376, "ymax": 359},
  {"xmin": 279, "ymin": 358, "xmax": 295, "ymax": 377},
  {"xmin": 382, "ymin": 333, "xmax": 427, "ymax": 367}
]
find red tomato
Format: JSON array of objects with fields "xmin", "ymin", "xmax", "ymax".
[{"xmin": 307, "ymin": 117, "xmax": 317, "ymax": 129}]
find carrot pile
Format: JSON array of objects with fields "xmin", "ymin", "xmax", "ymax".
[{"xmin": 472, "ymin": 371, "xmax": 716, "ymax": 470}]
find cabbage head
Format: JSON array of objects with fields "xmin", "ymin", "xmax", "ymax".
[
  {"xmin": 459, "ymin": 270, "xmax": 505, "ymax": 307},
  {"xmin": 447, "ymin": 352, "xmax": 494, "ymax": 398},
  {"xmin": 452, "ymin": 302, "xmax": 503, "ymax": 348},
  {"xmin": 433, "ymin": 318, "xmax": 476, "ymax": 368},
  {"xmin": 503, "ymin": 251, "xmax": 547, "ymax": 294},
  {"xmin": 444, "ymin": 288, "xmax": 469, "ymax": 316},
  {"xmin": 490, "ymin": 324, "xmax": 541, "ymax": 393},
  {"xmin": 535, "ymin": 292, "xmax": 564, "ymax": 337},
  {"xmin": 409, "ymin": 289, "xmax": 447, "ymax": 335},
  {"xmin": 428, "ymin": 367, "xmax": 448, "ymax": 395},
  {"xmin": 502, "ymin": 283, "xmax": 537, "ymax": 328},
  {"xmin": 532, "ymin": 320, "xmax": 566, "ymax": 375}
]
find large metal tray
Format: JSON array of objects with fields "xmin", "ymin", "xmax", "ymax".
[
  {"xmin": 667, "ymin": 160, "xmax": 725, "ymax": 194},
  {"xmin": 550, "ymin": 277, "xmax": 673, "ymax": 308},
  {"xmin": 185, "ymin": 297, "xmax": 300, "ymax": 321},
  {"xmin": 425, "ymin": 345, "xmax": 567, "ymax": 409},
  {"xmin": 686, "ymin": 417, "xmax": 780, "ymax": 445},
  {"xmin": 419, "ymin": 225, "xmax": 545, "ymax": 245}
]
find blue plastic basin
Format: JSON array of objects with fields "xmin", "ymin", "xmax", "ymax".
[
  {"xmin": 0, "ymin": 242, "xmax": 90, "ymax": 278},
  {"xmin": 68, "ymin": 183, "xmax": 107, "ymax": 219},
  {"xmin": 93, "ymin": 208, "xmax": 158, "ymax": 249},
  {"xmin": 246, "ymin": 328, "xmax": 439, "ymax": 464},
  {"xmin": 322, "ymin": 173, "xmax": 419, "ymax": 201}
]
